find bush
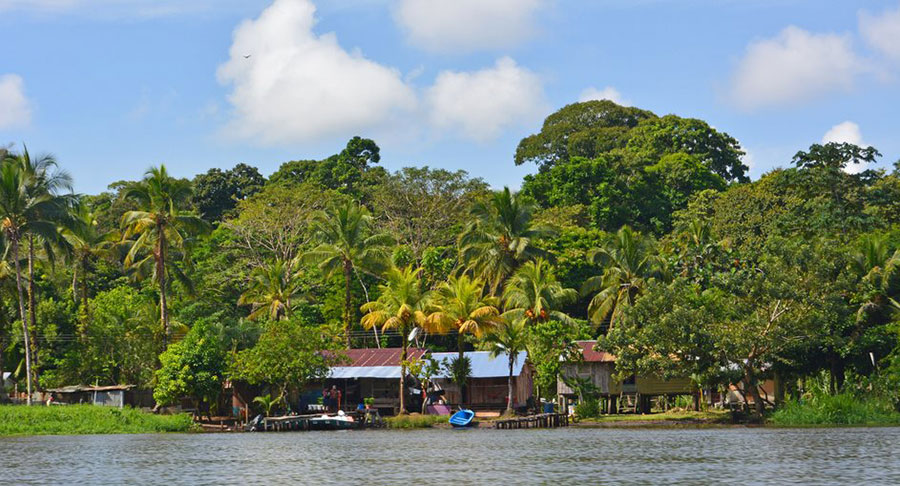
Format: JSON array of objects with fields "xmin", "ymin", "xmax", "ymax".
[
  {"xmin": 0, "ymin": 405, "xmax": 195, "ymax": 436},
  {"xmin": 574, "ymin": 399, "xmax": 600, "ymax": 419},
  {"xmin": 384, "ymin": 413, "xmax": 448, "ymax": 429},
  {"xmin": 771, "ymin": 393, "xmax": 900, "ymax": 426}
]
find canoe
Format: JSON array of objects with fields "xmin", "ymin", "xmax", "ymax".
[{"xmin": 449, "ymin": 409, "xmax": 475, "ymax": 427}]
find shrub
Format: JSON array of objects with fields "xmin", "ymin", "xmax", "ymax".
[
  {"xmin": 574, "ymin": 399, "xmax": 600, "ymax": 419},
  {"xmin": 771, "ymin": 393, "xmax": 900, "ymax": 426},
  {"xmin": 385, "ymin": 413, "xmax": 448, "ymax": 429}
]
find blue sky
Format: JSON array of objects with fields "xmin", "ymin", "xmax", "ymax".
[{"xmin": 1, "ymin": 0, "xmax": 899, "ymax": 193}]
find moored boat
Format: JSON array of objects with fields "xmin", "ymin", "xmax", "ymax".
[{"xmin": 449, "ymin": 409, "xmax": 475, "ymax": 428}]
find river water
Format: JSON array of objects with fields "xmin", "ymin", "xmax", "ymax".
[{"xmin": 1, "ymin": 427, "xmax": 899, "ymax": 485}]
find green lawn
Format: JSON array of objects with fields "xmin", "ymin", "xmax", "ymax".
[{"xmin": 0, "ymin": 404, "xmax": 195, "ymax": 436}]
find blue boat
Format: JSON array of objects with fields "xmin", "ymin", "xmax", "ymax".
[{"xmin": 449, "ymin": 409, "xmax": 475, "ymax": 427}]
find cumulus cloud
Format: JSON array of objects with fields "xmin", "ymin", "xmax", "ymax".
[
  {"xmin": 426, "ymin": 57, "xmax": 546, "ymax": 142},
  {"xmin": 217, "ymin": 0, "xmax": 416, "ymax": 144},
  {"xmin": 0, "ymin": 74, "xmax": 31, "ymax": 130},
  {"xmin": 578, "ymin": 86, "xmax": 629, "ymax": 106},
  {"xmin": 728, "ymin": 26, "xmax": 863, "ymax": 110},
  {"xmin": 394, "ymin": 0, "xmax": 545, "ymax": 53},
  {"xmin": 822, "ymin": 121, "xmax": 869, "ymax": 174},
  {"xmin": 860, "ymin": 4, "xmax": 900, "ymax": 61}
]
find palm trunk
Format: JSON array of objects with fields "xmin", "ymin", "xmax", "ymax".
[
  {"xmin": 81, "ymin": 257, "xmax": 89, "ymax": 327},
  {"xmin": 11, "ymin": 237, "xmax": 32, "ymax": 405},
  {"xmin": 399, "ymin": 339, "xmax": 407, "ymax": 414},
  {"xmin": 157, "ymin": 224, "xmax": 168, "ymax": 349},
  {"xmin": 457, "ymin": 332, "xmax": 466, "ymax": 405},
  {"xmin": 343, "ymin": 260, "xmax": 352, "ymax": 348},
  {"xmin": 26, "ymin": 235, "xmax": 38, "ymax": 389},
  {"xmin": 506, "ymin": 355, "xmax": 514, "ymax": 415}
]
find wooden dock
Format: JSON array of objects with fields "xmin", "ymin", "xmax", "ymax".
[{"xmin": 493, "ymin": 413, "xmax": 569, "ymax": 429}]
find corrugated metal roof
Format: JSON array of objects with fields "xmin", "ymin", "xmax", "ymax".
[
  {"xmin": 340, "ymin": 348, "xmax": 426, "ymax": 367},
  {"xmin": 574, "ymin": 341, "xmax": 616, "ymax": 362},
  {"xmin": 329, "ymin": 366, "xmax": 402, "ymax": 379},
  {"xmin": 431, "ymin": 351, "xmax": 527, "ymax": 379}
]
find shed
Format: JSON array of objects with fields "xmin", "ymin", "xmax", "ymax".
[
  {"xmin": 47, "ymin": 385, "xmax": 152, "ymax": 408},
  {"xmin": 557, "ymin": 341, "xmax": 695, "ymax": 413},
  {"xmin": 431, "ymin": 351, "xmax": 533, "ymax": 410},
  {"xmin": 318, "ymin": 347, "xmax": 427, "ymax": 415}
]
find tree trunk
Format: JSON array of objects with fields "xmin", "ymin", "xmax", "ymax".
[
  {"xmin": 81, "ymin": 257, "xmax": 89, "ymax": 326},
  {"xmin": 11, "ymin": 237, "xmax": 32, "ymax": 405},
  {"xmin": 744, "ymin": 372, "xmax": 765, "ymax": 417},
  {"xmin": 457, "ymin": 332, "xmax": 467, "ymax": 405},
  {"xmin": 157, "ymin": 225, "xmax": 168, "ymax": 349},
  {"xmin": 343, "ymin": 260, "xmax": 352, "ymax": 348},
  {"xmin": 774, "ymin": 369, "xmax": 785, "ymax": 409},
  {"xmin": 26, "ymin": 235, "xmax": 38, "ymax": 387},
  {"xmin": 399, "ymin": 339, "xmax": 407, "ymax": 415},
  {"xmin": 829, "ymin": 357, "xmax": 845, "ymax": 395},
  {"xmin": 506, "ymin": 356, "xmax": 514, "ymax": 415}
]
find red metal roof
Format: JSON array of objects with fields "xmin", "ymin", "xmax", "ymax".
[
  {"xmin": 341, "ymin": 348, "xmax": 427, "ymax": 367},
  {"xmin": 575, "ymin": 341, "xmax": 616, "ymax": 362}
]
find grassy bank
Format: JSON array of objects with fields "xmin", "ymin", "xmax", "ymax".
[
  {"xmin": 575, "ymin": 410, "xmax": 731, "ymax": 426},
  {"xmin": 384, "ymin": 413, "xmax": 449, "ymax": 429},
  {"xmin": 770, "ymin": 394, "xmax": 900, "ymax": 426},
  {"xmin": 0, "ymin": 405, "xmax": 195, "ymax": 436}
]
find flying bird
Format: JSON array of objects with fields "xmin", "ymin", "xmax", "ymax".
[{"xmin": 243, "ymin": 54, "xmax": 252, "ymax": 59}]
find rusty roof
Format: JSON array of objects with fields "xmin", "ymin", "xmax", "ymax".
[
  {"xmin": 341, "ymin": 348, "xmax": 426, "ymax": 367},
  {"xmin": 575, "ymin": 341, "xmax": 617, "ymax": 362}
]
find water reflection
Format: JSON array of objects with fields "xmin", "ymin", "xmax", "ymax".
[{"xmin": 1, "ymin": 427, "xmax": 899, "ymax": 485}]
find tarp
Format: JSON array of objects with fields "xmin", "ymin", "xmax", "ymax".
[{"xmin": 431, "ymin": 351, "xmax": 527, "ymax": 379}]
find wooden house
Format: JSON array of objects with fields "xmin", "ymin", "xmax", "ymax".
[
  {"xmin": 432, "ymin": 350, "xmax": 533, "ymax": 411},
  {"xmin": 557, "ymin": 341, "xmax": 695, "ymax": 413}
]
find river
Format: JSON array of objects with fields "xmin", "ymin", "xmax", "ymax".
[{"xmin": 1, "ymin": 427, "xmax": 899, "ymax": 484}]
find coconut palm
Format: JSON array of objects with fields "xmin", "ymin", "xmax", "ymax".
[
  {"xmin": 425, "ymin": 274, "xmax": 502, "ymax": 402},
  {"xmin": 120, "ymin": 165, "xmax": 210, "ymax": 348},
  {"xmin": 360, "ymin": 266, "xmax": 429, "ymax": 414},
  {"xmin": 306, "ymin": 200, "xmax": 393, "ymax": 346},
  {"xmin": 458, "ymin": 187, "xmax": 553, "ymax": 295},
  {"xmin": 485, "ymin": 318, "xmax": 528, "ymax": 415},
  {"xmin": 581, "ymin": 225, "xmax": 663, "ymax": 332},
  {"xmin": 62, "ymin": 201, "xmax": 118, "ymax": 330},
  {"xmin": 0, "ymin": 149, "xmax": 73, "ymax": 404},
  {"xmin": 502, "ymin": 258, "xmax": 577, "ymax": 328},
  {"xmin": 238, "ymin": 259, "xmax": 306, "ymax": 321}
]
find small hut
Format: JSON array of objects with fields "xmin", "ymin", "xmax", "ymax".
[
  {"xmin": 318, "ymin": 347, "xmax": 427, "ymax": 415},
  {"xmin": 557, "ymin": 341, "xmax": 695, "ymax": 414},
  {"xmin": 432, "ymin": 351, "xmax": 532, "ymax": 411},
  {"xmin": 46, "ymin": 385, "xmax": 153, "ymax": 408}
]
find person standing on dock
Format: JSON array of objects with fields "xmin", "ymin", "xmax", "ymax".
[
  {"xmin": 323, "ymin": 387, "xmax": 331, "ymax": 412},
  {"xmin": 332, "ymin": 385, "xmax": 342, "ymax": 412}
]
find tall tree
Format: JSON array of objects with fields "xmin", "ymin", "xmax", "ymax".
[
  {"xmin": 360, "ymin": 266, "xmax": 429, "ymax": 414},
  {"xmin": 485, "ymin": 319, "xmax": 528, "ymax": 415},
  {"xmin": 121, "ymin": 165, "xmax": 210, "ymax": 348},
  {"xmin": 502, "ymin": 258, "xmax": 577, "ymax": 329},
  {"xmin": 62, "ymin": 201, "xmax": 118, "ymax": 331},
  {"xmin": 238, "ymin": 259, "xmax": 305, "ymax": 321},
  {"xmin": 459, "ymin": 187, "xmax": 552, "ymax": 294},
  {"xmin": 582, "ymin": 226, "xmax": 664, "ymax": 332},
  {"xmin": 305, "ymin": 200, "xmax": 393, "ymax": 346},
  {"xmin": 426, "ymin": 274, "xmax": 502, "ymax": 402},
  {"xmin": 0, "ymin": 148, "xmax": 73, "ymax": 403}
]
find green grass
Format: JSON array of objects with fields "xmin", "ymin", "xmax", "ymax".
[
  {"xmin": 0, "ymin": 405, "xmax": 196, "ymax": 436},
  {"xmin": 384, "ymin": 413, "xmax": 449, "ymax": 429},
  {"xmin": 770, "ymin": 394, "xmax": 900, "ymax": 426}
]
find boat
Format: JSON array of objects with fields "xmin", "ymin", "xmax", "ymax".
[
  {"xmin": 449, "ymin": 409, "xmax": 475, "ymax": 428},
  {"xmin": 309, "ymin": 411, "xmax": 357, "ymax": 430}
]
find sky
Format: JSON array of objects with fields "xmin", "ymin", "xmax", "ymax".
[{"xmin": 1, "ymin": 0, "xmax": 900, "ymax": 194}]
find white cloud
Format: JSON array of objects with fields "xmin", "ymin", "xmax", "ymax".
[
  {"xmin": 217, "ymin": 0, "xmax": 416, "ymax": 144},
  {"xmin": 0, "ymin": 74, "xmax": 31, "ymax": 130},
  {"xmin": 426, "ymin": 57, "xmax": 546, "ymax": 142},
  {"xmin": 578, "ymin": 86, "xmax": 629, "ymax": 106},
  {"xmin": 822, "ymin": 121, "xmax": 868, "ymax": 174},
  {"xmin": 728, "ymin": 26, "xmax": 863, "ymax": 110},
  {"xmin": 860, "ymin": 4, "xmax": 900, "ymax": 61},
  {"xmin": 394, "ymin": 0, "xmax": 545, "ymax": 53}
]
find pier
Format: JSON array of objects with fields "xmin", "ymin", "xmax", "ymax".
[{"xmin": 493, "ymin": 413, "xmax": 569, "ymax": 429}]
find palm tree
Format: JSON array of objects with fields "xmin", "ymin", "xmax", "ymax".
[
  {"xmin": 121, "ymin": 165, "xmax": 210, "ymax": 348},
  {"xmin": 360, "ymin": 266, "xmax": 429, "ymax": 414},
  {"xmin": 458, "ymin": 187, "xmax": 552, "ymax": 294},
  {"xmin": 426, "ymin": 274, "xmax": 502, "ymax": 403},
  {"xmin": 485, "ymin": 318, "xmax": 528, "ymax": 415},
  {"xmin": 306, "ymin": 200, "xmax": 393, "ymax": 347},
  {"xmin": 0, "ymin": 150, "xmax": 73, "ymax": 404},
  {"xmin": 62, "ymin": 201, "xmax": 118, "ymax": 331},
  {"xmin": 238, "ymin": 260, "xmax": 305, "ymax": 321},
  {"xmin": 582, "ymin": 226, "xmax": 663, "ymax": 332},
  {"xmin": 502, "ymin": 258, "xmax": 577, "ymax": 328}
]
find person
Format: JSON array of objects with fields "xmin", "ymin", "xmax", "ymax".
[
  {"xmin": 322, "ymin": 387, "xmax": 331, "ymax": 412},
  {"xmin": 332, "ymin": 385, "xmax": 342, "ymax": 412}
]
